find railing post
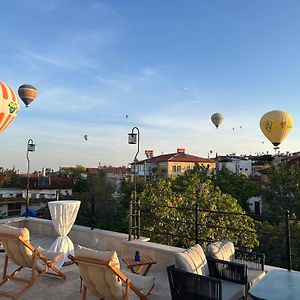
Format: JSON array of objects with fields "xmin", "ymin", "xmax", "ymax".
[
  {"xmin": 285, "ymin": 210, "xmax": 292, "ymax": 271},
  {"xmin": 137, "ymin": 196, "xmax": 140, "ymax": 239},
  {"xmin": 195, "ymin": 202, "xmax": 199, "ymax": 244},
  {"xmin": 91, "ymin": 194, "xmax": 95, "ymax": 230},
  {"xmin": 128, "ymin": 200, "xmax": 133, "ymax": 241}
]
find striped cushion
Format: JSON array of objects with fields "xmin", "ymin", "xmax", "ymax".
[
  {"xmin": 175, "ymin": 244, "xmax": 209, "ymax": 276},
  {"xmin": 205, "ymin": 240, "xmax": 235, "ymax": 262}
]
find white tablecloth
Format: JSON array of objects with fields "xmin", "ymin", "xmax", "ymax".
[{"xmin": 48, "ymin": 200, "xmax": 81, "ymax": 268}]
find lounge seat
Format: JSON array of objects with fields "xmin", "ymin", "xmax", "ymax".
[
  {"xmin": 167, "ymin": 244, "xmax": 246, "ymax": 300},
  {"xmin": 0, "ymin": 224, "xmax": 66, "ymax": 299},
  {"xmin": 69, "ymin": 244, "xmax": 155, "ymax": 300},
  {"xmin": 205, "ymin": 240, "xmax": 266, "ymax": 289}
]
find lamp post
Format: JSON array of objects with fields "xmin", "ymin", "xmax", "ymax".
[
  {"xmin": 26, "ymin": 139, "xmax": 35, "ymax": 217},
  {"xmin": 128, "ymin": 127, "xmax": 140, "ymax": 240}
]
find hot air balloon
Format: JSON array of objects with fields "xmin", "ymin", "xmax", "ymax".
[
  {"xmin": 84, "ymin": 135, "xmax": 88, "ymax": 141},
  {"xmin": 18, "ymin": 84, "xmax": 37, "ymax": 107},
  {"xmin": 211, "ymin": 113, "xmax": 224, "ymax": 128},
  {"xmin": 260, "ymin": 110, "xmax": 293, "ymax": 148},
  {"xmin": 0, "ymin": 82, "xmax": 19, "ymax": 133}
]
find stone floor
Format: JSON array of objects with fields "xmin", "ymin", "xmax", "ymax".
[{"xmin": 0, "ymin": 234, "xmax": 171, "ymax": 300}]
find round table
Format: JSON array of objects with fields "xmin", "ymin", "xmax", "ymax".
[
  {"xmin": 48, "ymin": 200, "xmax": 81, "ymax": 268},
  {"xmin": 249, "ymin": 269, "xmax": 300, "ymax": 300}
]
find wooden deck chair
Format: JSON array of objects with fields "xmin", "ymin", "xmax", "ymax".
[
  {"xmin": 0, "ymin": 224, "xmax": 66, "ymax": 300},
  {"xmin": 69, "ymin": 245, "xmax": 155, "ymax": 300}
]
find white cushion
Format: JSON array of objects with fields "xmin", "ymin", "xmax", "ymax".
[
  {"xmin": 123, "ymin": 270, "xmax": 155, "ymax": 295},
  {"xmin": 205, "ymin": 240, "xmax": 235, "ymax": 261},
  {"xmin": 175, "ymin": 244, "xmax": 209, "ymax": 276}
]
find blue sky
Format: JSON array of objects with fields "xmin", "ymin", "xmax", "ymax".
[{"xmin": 1, "ymin": 0, "xmax": 300, "ymax": 172}]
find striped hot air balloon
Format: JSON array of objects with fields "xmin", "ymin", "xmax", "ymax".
[
  {"xmin": 18, "ymin": 84, "xmax": 37, "ymax": 107},
  {"xmin": 0, "ymin": 82, "xmax": 19, "ymax": 133}
]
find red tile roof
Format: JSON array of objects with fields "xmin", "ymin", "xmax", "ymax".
[
  {"xmin": 137, "ymin": 152, "xmax": 214, "ymax": 164},
  {"xmin": 19, "ymin": 174, "xmax": 73, "ymax": 190}
]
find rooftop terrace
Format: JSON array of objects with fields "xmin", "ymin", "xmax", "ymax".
[
  {"xmin": 0, "ymin": 217, "xmax": 177, "ymax": 300},
  {"xmin": 0, "ymin": 217, "xmax": 289, "ymax": 300}
]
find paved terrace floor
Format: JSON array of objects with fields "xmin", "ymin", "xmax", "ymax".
[{"xmin": 0, "ymin": 234, "xmax": 171, "ymax": 300}]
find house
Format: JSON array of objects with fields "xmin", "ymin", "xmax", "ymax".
[
  {"xmin": 0, "ymin": 171, "xmax": 74, "ymax": 217},
  {"xmin": 133, "ymin": 148, "xmax": 215, "ymax": 179},
  {"xmin": 217, "ymin": 155, "xmax": 252, "ymax": 176}
]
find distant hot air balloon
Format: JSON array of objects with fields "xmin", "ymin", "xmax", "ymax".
[
  {"xmin": 211, "ymin": 113, "xmax": 223, "ymax": 128},
  {"xmin": 0, "ymin": 82, "xmax": 19, "ymax": 133},
  {"xmin": 84, "ymin": 135, "xmax": 88, "ymax": 141},
  {"xmin": 260, "ymin": 110, "xmax": 293, "ymax": 148},
  {"xmin": 18, "ymin": 84, "xmax": 37, "ymax": 107}
]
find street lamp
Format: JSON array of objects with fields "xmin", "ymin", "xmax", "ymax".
[
  {"xmin": 26, "ymin": 139, "xmax": 35, "ymax": 217},
  {"xmin": 128, "ymin": 127, "xmax": 140, "ymax": 240}
]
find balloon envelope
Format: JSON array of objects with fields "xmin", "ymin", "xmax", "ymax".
[
  {"xmin": 0, "ymin": 82, "xmax": 19, "ymax": 133},
  {"xmin": 84, "ymin": 135, "xmax": 88, "ymax": 141},
  {"xmin": 211, "ymin": 113, "xmax": 223, "ymax": 128},
  {"xmin": 18, "ymin": 84, "xmax": 37, "ymax": 107},
  {"xmin": 260, "ymin": 110, "xmax": 293, "ymax": 147}
]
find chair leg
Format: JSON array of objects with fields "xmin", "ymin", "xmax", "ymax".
[
  {"xmin": 82, "ymin": 284, "xmax": 87, "ymax": 300},
  {"xmin": 2, "ymin": 255, "xmax": 8, "ymax": 280}
]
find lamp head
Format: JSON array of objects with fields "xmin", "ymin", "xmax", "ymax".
[{"xmin": 128, "ymin": 133, "xmax": 137, "ymax": 144}]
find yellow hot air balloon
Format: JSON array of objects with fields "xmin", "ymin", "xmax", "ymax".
[
  {"xmin": 260, "ymin": 110, "xmax": 293, "ymax": 148},
  {"xmin": 0, "ymin": 82, "xmax": 19, "ymax": 133},
  {"xmin": 211, "ymin": 113, "xmax": 223, "ymax": 128}
]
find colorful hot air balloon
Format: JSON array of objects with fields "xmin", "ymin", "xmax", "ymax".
[
  {"xmin": 260, "ymin": 110, "xmax": 293, "ymax": 148},
  {"xmin": 0, "ymin": 82, "xmax": 19, "ymax": 133},
  {"xmin": 18, "ymin": 84, "xmax": 37, "ymax": 107},
  {"xmin": 211, "ymin": 113, "xmax": 224, "ymax": 128}
]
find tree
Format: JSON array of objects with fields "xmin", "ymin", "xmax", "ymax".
[
  {"xmin": 262, "ymin": 163, "xmax": 300, "ymax": 220},
  {"xmin": 0, "ymin": 169, "xmax": 18, "ymax": 188},
  {"xmin": 139, "ymin": 166, "xmax": 259, "ymax": 249},
  {"xmin": 212, "ymin": 168, "xmax": 261, "ymax": 211}
]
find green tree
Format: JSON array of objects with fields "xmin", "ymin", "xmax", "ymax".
[
  {"xmin": 139, "ymin": 167, "xmax": 259, "ymax": 249},
  {"xmin": 212, "ymin": 168, "xmax": 261, "ymax": 211},
  {"xmin": 0, "ymin": 169, "xmax": 18, "ymax": 187},
  {"xmin": 262, "ymin": 163, "xmax": 300, "ymax": 220}
]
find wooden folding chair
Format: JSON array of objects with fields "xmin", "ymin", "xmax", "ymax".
[
  {"xmin": 69, "ymin": 245, "xmax": 154, "ymax": 300},
  {"xmin": 0, "ymin": 224, "xmax": 66, "ymax": 299}
]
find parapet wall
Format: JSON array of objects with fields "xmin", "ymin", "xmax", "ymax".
[{"xmin": 5, "ymin": 217, "xmax": 183, "ymax": 271}]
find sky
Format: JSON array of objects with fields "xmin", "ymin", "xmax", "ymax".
[{"xmin": 1, "ymin": 0, "xmax": 300, "ymax": 172}]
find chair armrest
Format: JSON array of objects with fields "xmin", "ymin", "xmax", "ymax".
[
  {"xmin": 207, "ymin": 257, "xmax": 248, "ymax": 285},
  {"xmin": 167, "ymin": 265, "xmax": 222, "ymax": 300},
  {"xmin": 235, "ymin": 249, "xmax": 265, "ymax": 271}
]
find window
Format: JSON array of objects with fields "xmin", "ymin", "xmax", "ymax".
[
  {"xmin": 245, "ymin": 168, "xmax": 248, "ymax": 171},
  {"xmin": 176, "ymin": 166, "xmax": 182, "ymax": 172},
  {"xmin": 172, "ymin": 166, "xmax": 177, "ymax": 172}
]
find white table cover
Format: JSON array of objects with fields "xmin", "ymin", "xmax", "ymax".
[{"xmin": 48, "ymin": 200, "xmax": 81, "ymax": 268}]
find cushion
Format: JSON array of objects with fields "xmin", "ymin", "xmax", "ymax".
[
  {"xmin": 205, "ymin": 240, "xmax": 235, "ymax": 261},
  {"xmin": 123, "ymin": 270, "xmax": 155, "ymax": 295},
  {"xmin": 0, "ymin": 224, "xmax": 34, "ymax": 269},
  {"xmin": 0, "ymin": 224, "xmax": 30, "ymax": 240},
  {"xmin": 175, "ymin": 244, "xmax": 209, "ymax": 276},
  {"xmin": 75, "ymin": 245, "xmax": 123, "ymax": 300},
  {"xmin": 222, "ymin": 279, "xmax": 245, "ymax": 300},
  {"xmin": 247, "ymin": 269, "xmax": 266, "ymax": 288}
]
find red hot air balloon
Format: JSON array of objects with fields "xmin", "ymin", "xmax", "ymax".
[
  {"xmin": 0, "ymin": 82, "xmax": 19, "ymax": 133},
  {"xmin": 18, "ymin": 84, "xmax": 37, "ymax": 107}
]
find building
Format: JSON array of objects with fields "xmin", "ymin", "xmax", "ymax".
[
  {"xmin": 217, "ymin": 155, "xmax": 252, "ymax": 176},
  {"xmin": 0, "ymin": 172, "xmax": 73, "ymax": 217},
  {"xmin": 134, "ymin": 148, "xmax": 215, "ymax": 179}
]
